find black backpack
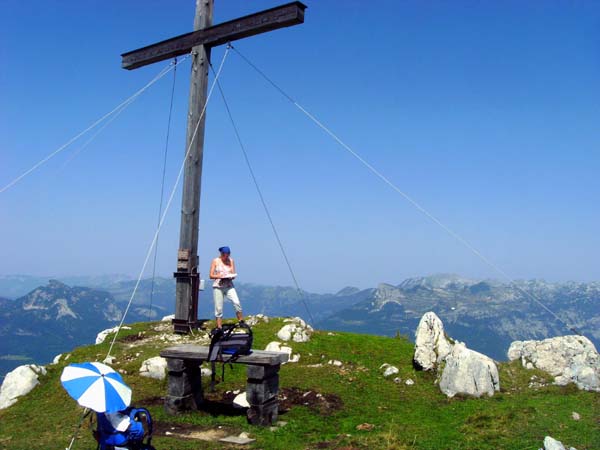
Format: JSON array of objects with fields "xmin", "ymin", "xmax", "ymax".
[{"xmin": 207, "ymin": 322, "xmax": 253, "ymax": 390}]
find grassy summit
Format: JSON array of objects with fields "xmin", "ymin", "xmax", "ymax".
[{"xmin": 0, "ymin": 318, "xmax": 598, "ymax": 449}]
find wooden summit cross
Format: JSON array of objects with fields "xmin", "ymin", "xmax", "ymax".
[{"xmin": 121, "ymin": 1, "xmax": 306, "ymax": 333}]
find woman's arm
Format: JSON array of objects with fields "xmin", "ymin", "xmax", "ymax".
[
  {"xmin": 231, "ymin": 258, "xmax": 236, "ymax": 274},
  {"xmin": 209, "ymin": 259, "xmax": 219, "ymax": 279}
]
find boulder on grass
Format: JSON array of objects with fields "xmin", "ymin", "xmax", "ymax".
[
  {"xmin": 277, "ymin": 317, "xmax": 313, "ymax": 343},
  {"xmin": 439, "ymin": 343, "xmax": 500, "ymax": 398},
  {"xmin": 139, "ymin": 356, "xmax": 167, "ymax": 380},
  {"xmin": 245, "ymin": 314, "xmax": 269, "ymax": 326},
  {"xmin": 96, "ymin": 326, "xmax": 131, "ymax": 345},
  {"xmin": 542, "ymin": 435, "xmax": 577, "ymax": 450},
  {"xmin": 413, "ymin": 312, "xmax": 453, "ymax": 371},
  {"xmin": 379, "ymin": 363, "xmax": 399, "ymax": 378},
  {"xmin": 0, "ymin": 364, "xmax": 46, "ymax": 410},
  {"xmin": 508, "ymin": 335, "xmax": 599, "ymax": 392}
]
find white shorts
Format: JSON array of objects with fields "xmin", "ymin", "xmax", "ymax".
[{"xmin": 213, "ymin": 286, "xmax": 242, "ymax": 318}]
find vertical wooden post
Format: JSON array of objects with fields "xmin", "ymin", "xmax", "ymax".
[{"xmin": 173, "ymin": 0, "xmax": 214, "ymax": 333}]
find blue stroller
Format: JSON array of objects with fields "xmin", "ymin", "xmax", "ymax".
[{"xmin": 94, "ymin": 407, "xmax": 154, "ymax": 450}]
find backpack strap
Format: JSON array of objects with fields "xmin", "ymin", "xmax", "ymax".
[
  {"xmin": 208, "ymin": 328, "xmax": 224, "ymax": 361},
  {"xmin": 210, "ymin": 360, "xmax": 217, "ymax": 392},
  {"xmin": 129, "ymin": 407, "xmax": 153, "ymax": 445},
  {"xmin": 208, "ymin": 323, "xmax": 251, "ymax": 391}
]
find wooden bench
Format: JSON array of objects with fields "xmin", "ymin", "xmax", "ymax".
[{"xmin": 160, "ymin": 345, "xmax": 288, "ymax": 426}]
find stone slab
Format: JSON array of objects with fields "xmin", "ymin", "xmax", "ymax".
[
  {"xmin": 247, "ymin": 364, "xmax": 280, "ymax": 380},
  {"xmin": 161, "ymin": 345, "xmax": 288, "ymax": 365}
]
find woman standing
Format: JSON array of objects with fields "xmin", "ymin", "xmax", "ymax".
[{"xmin": 209, "ymin": 246, "xmax": 243, "ymax": 329}]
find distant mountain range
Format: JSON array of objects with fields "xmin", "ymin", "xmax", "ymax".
[
  {"xmin": 0, "ymin": 274, "xmax": 598, "ymax": 377},
  {"xmin": 319, "ymin": 274, "xmax": 600, "ymax": 360},
  {"xmin": 0, "ymin": 279, "xmax": 153, "ymax": 377}
]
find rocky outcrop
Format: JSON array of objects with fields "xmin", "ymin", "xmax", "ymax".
[
  {"xmin": 276, "ymin": 317, "xmax": 313, "ymax": 343},
  {"xmin": 439, "ymin": 343, "xmax": 500, "ymax": 398},
  {"xmin": 413, "ymin": 312, "xmax": 453, "ymax": 371},
  {"xmin": 139, "ymin": 356, "xmax": 167, "ymax": 380},
  {"xmin": 411, "ymin": 312, "xmax": 500, "ymax": 397},
  {"xmin": 319, "ymin": 276, "xmax": 600, "ymax": 362},
  {"xmin": 0, "ymin": 364, "xmax": 46, "ymax": 409},
  {"xmin": 245, "ymin": 314, "xmax": 269, "ymax": 326},
  {"xmin": 508, "ymin": 335, "xmax": 600, "ymax": 392},
  {"xmin": 96, "ymin": 326, "xmax": 131, "ymax": 344}
]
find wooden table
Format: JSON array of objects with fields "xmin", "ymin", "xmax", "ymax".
[{"xmin": 160, "ymin": 345, "xmax": 289, "ymax": 425}]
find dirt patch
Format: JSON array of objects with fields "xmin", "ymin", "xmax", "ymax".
[
  {"xmin": 117, "ymin": 332, "xmax": 147, "ymax": 343},
  {"xmin": 311, "ymin": 437, "xmax": 360, "ymax": 449},
  {"xmin": 136, "ymin": 395, "xmax": 163, "ymax": 407},
  {"xmin": 153, "ymin": 422, "xmax": 232, "ymax": 442},
  {"xmin": 214, "ymin": 387, "xmax": 342, "ymax": 416},
  {"xmin": 279, "ymin": 387, "xmax": 343, "ymax": 415}
]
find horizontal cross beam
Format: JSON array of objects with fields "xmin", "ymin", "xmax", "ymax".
[{"xmin": 122, "ymin": 1, "xmax": 306, "ymax": 70}]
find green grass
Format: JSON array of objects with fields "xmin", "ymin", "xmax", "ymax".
[{"xmin": 0, "ymin": 318, "xmax": 598, "ymax": 450}]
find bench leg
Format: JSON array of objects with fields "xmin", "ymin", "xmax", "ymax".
[
  {"xmin": 164, "ymin": 358, "xmax": 203, "ymax": 414},
  {"xmin": 246, "ymin": 364, "xmax": 280, "ymax": 426}
]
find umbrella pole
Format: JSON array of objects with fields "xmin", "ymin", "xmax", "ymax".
[{"xmin": 66, "ymin": 408, "xmax": 89, "ymax": 450}]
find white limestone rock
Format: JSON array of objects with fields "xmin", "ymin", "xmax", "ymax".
[
  {"xmin": 413, "ymin": 312, "xmax": 453, "ymax": 371},
  {"xmin": 542, "ymin": 436, "xmax": 577, "ymax": 450},
  {"xmin": 233, "ymin": 392, "xmax": 249, "ymax": 408},
  {"xmin": 508, "ymin": 335, "xmax": 600, "ymax": 392},
  {"xmin": 139, "ymin": 356, "xmax": 167, "ymax": 380},
  {"xmin": 283, "ymin": 317, "xmax": 312, "ymax": 329},
  {"xmin": 328, "ymin": 360, "xmax": 343, "ymax": 367},
  {"xmin": 276, "ymin": 317, "xmax": 313, "ymax": 343},
  {"xmin": 405, "ymin": 379, "xmax": 415, "ymax": 386},
  {"xmin": 52, "ymin": 354, "xmax": 62, "ymax": 365},
  {"xmin": 161, "ymin": 314, "xmax": 175, "ymax": 322},
  {"xmin": 379, "ymin": 363, "xmax": 399, "ymax": 377},
  {"xmin": 264, "ymin": 342, "xmax": 298, "ymax": 364},
  {"xmin": 0, "ymin": 364, "xmax": 46, "ymax": 410},
  {"xmin": 95, "ymin": 326, "xmax": 131, "ymax": 345},
  {"xmin": 439, "ymin": 343, "xmax": 500, "ymax": 398},
  {"xmin": 245, "ymin": 314, "xmax": 269, "ymax": 326}
]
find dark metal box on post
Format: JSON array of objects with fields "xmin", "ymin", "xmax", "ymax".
[{"xmin": 173, "ymin": 249, "xmax": 200, "ymax": 333}]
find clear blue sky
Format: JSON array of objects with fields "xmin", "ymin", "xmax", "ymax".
[{"xmin": 1, "ymin": 1, "xmax": 599, "ymax": 292}]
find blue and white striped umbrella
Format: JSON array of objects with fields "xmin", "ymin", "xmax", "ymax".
[{"xmin": 60, "ymin": 362, "xmax": 132, "ymax": 413}]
